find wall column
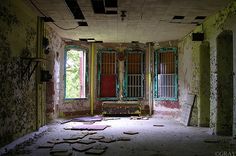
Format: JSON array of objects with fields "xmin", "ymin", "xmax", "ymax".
[
  {"xmin": 90, "ymin": 43, "xmax": 95, "ymax": 115},
  {"xmin": 199, "ymin": 41, "xmax": 210, "ymax": 127},
  {"xmin": 216, "ymin": 30, "xmax": 233, "ymax": 135}
]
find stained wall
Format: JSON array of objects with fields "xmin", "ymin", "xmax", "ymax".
[{"xmin": 179, "ymin": 1, "xmax": 236, "ymax": 135}]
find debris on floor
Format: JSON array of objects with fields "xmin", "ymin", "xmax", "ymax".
[
  {"xmin": 77, "ymin": 139, "xmax": 96, "ymax": 145},
  {"xmin": 204, "ymin": 138, "xmax": 220, "ymax": 143},
  {"xmin": 71, "ymin": 144, "xmax": 93, "ymax": 152},
  {"xmin": 89, "ymin": 135, "xmax": 105, "ymax": 140},
  {"xmin": 85, "ymin": 148, "xmax": 105, "ymax": 155},
  {"xmin": 47, "ymin": 138, "xmax": 65, "ymax": 144},
  {"xmin": 63, "ymin": 134, "xmax": 87, "ymax": 140},
  {"xmin": 50, "ymin": 150, "xmax": 73, "ymax": 156},
  {"xmin": 83, "ymin": 122, "xmax": 95, "ymax": 125},
  {"xmin": 65, "ymin": 140, "xmax": 80, "ymax": 144},
  {"xmin": 130, "ymin": 116, "xmax": 142, "ymax": 120},
  {"xmin": 130, "ymin": 116, "xmax": 150, "ymax": 120},
  {"xmin": 82, "ymin": 131, "xmax": 97, "ymax": 135},
  {"xmin": 92, "ymin": 144, "xmax": 108, "ymax": 150},
  {"xmin": 153, "ymin": 124, "xmax": 165, "ymax": 127},
  {"xmin": 116, "ymin": 136, "xmax": 131, "ymax": 141},
  {"xmin": 50, "ymin": 143, "xmax": 72, "ymax": 155},
  {"xmin": 61, "ymin": 116, "xmax": 103, "ymax": 124},
  {"xmin": 66, "ymin": 125, "xmax": 110, "ymax": 131},
  {"xmin": 103, "ymin": 117, "xmax": 120, "ymax": 121},
  {"xmin": 38, "ymin": 143, "xmax": 54, "ymax": 148},
  {"xmin": 123, "ymin": 131, "xmax": 139, "ymax": 135},
  {"xmin": 99, "ymin": 138, "xmax": 116, "ymax": 143}
]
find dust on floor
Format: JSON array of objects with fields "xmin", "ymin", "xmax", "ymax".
[{"xmin": 2, "ymin": 116, "xmax": 236, "ymax": 156}]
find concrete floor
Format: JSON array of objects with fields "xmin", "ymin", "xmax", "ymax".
[{"xmin": 4, "ymin": 116, "xmax": 236, "ymax": 156}]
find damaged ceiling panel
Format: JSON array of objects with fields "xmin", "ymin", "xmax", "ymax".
[{"xmin": 27, "ymin": 0, "xmax": 230, "ymax": 42}]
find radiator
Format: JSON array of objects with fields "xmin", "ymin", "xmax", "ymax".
[{"xmin": 102, "ymin": 101, "xmax": 141, "ymax": 116}]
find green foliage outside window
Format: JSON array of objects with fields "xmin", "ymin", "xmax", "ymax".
[{"xmin": 65, "ymin": 50, "xmax": 81, "ymax": 98}]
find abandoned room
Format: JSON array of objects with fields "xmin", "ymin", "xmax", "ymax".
[{"xmin": 0, "ymin": 0, "xmax": 236, "ymax": 155}]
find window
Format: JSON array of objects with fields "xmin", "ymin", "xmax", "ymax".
[
  {"xmin": 154, "ymin": 48, "xmax": 178, "ymax": 100},
  {"xmin": 64, "ymin": 46, "xmax": 87, "ymax": 99},
  {"xmin": 124, "ymin": 50, "xmax": 145, "ymax": 100},
  {"xmin": 97, "ymin": 49, "xmax": 118, "ymax": 100}
]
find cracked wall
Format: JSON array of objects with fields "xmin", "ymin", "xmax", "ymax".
[
  {"xmin": 0, "ymin": 0, "xmax": 38, "ymax": 147},
  {"xmin": 58, "ymin": 42, "xmax": 151, "ymax": 116},
  {"xmin": 179, "ymin": 2, "xmax": 236, "ymax": 135}
]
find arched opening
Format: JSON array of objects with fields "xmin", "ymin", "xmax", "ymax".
[
  {"xmin": 199, "ymin": 41, "xmax": 210, "ymax": 127},
  {"xmin": 216, "ymin": 30, "xmax": 233, "ymax": 135}
]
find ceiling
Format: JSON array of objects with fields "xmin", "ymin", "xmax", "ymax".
[{"xmin": 28, "ymin": 0, "xmax": 230, "ymax": 43}]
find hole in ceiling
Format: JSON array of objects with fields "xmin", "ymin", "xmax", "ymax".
[
  {"xmin": 106, "ymin": 10, "xmax": 117, "ymax": 14},
  {"xmin": 173, "ymin": 16, "xmax": 185, "ymax": 20},
  {"xmin": 65, "ymin": 0, "xmax": 85, "ymax": 20},
  {"xmin": 91, "ymin": 0, "xmax": 105, "ymax": 14},
  {"xmin": 87, "ymin": 38, "xmax": 95, "ymax": 42},
  {"xmin": 79, "ymin": 38, "xmax": 87, "ymax": 41},
  {"xmin": 195, "ymin": 16, "xmax": 206, "ymax": 20},
  {"xmin": 104, "ymin": 0, "xmax": 117, "ymax": 7},
  {"xmin": 42, "ymin": 17, "xmax": 54, "ymax": 22},
  {"xmin": 95, "ymin": 41, "xmax": 103, "ymax": 43},
  {"xmin": 87, "ymin": 38, "xmax": 95, "ymax": 40},
  {"xmin": 78, "ymin": 21, "xmax": 88, "ymax": 26}
]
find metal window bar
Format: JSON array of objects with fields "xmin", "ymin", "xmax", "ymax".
[
  {"xmin": 157, "ymin": 51, "xmax": 176, "ymax": 98},
  {"xmin": 101, "ymin": 52, "xmax": 116, "ymax": 75},
  {"xmin": 98, "ymin": 50, "xmax": 117, "ymax": 98},
  {"xmin": 127, "ymin": 52, "xmax": 144, "ymax": 98}
]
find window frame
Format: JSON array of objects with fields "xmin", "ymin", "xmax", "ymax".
[
  {"xmin": 97, "ymin": 48, "xmax": 119, "ymax": 101},
  {"xmin": 64, "ymin": 45, "xmax": 88, "ymax": 100},
  {"xmin": 123, "ymin": 49, "xmax": 145, "ymax": 101},
  {"xmin": 154, "ymin": 47, "xmax": 178, "ymax": 101}
]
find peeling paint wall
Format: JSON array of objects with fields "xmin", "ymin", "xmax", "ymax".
[
  {"xmin": 178, "ymin": 34, "xmax": 201, "ymax": 126},
  {"xmin": 58, "ymin": 42, "xmax": 91, "ymax": 116},
  {"xmin": 0, "ymin": 0, "xmax": 39, "ymax": 147},
  {"xmin": 45, "ymin": 26, "xmax": 65, "ymax": 120},
  {"xmin": 153, "ymin": 40, "xmax": 180, "ymax": 119},
  {"xmin": 179, "ymin": 1, "xmax": 236, "ymax": 135},
  {"xmin": 58, "ymin": 42, "xmax": 151, "ymax": 116}
]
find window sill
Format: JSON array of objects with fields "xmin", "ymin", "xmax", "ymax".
[
  {"xmin": 64, "ymin": 98, "xmax": 88, "ymax": 101},
  {"xmin": 154, "ymin": 98, "xmax": 178, "ymax": 101}
]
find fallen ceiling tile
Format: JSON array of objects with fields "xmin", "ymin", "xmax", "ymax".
[
  {"xmin": 72, "ymin": 144, "xmax": 93, "ymax": 152},
  {"xmin": 70, "ymin": 125, "xmax": 110, "ymax": 131},
  {"xmin": 38, "ymin": 143, "xmax": 54, "ymax": 148},
  {"xmin": 89, "ymin": 136, "xmax": 105, "ymax": 140},
  {"xmin": 153, "ymin": 124, "xmax": 165, "ymax": 127},
  {"xmin": 85, "ymin": 148, "xmax": 105, "ymax": 155},
  {"xmin": 50, "ymin": 143, "xmax": 72, "ymax": 154},
  {"xmin": 47, "ymin": 139, "xmax": 65, "ymax": 144},
  {"xmin": 92, "ymin": 144, "xmax": 108, "ymax": 150},
  {"xmin": 63, "ymin": 134, "xmax": 87, "ymax": 140},
  {"xmin": 82, "ymin": 131, "xmax": 98, "ymax": 135},
  {"xmin": 77, "ymin": 139, "xmax": 96, "ymax": 145},
  {"xmin": 116, "ymin": 137, "xmax": 131, "ymax": 141},
  {"xmin": 98, "ymin": 138, "xmax": 116, "ymax": 143},
  {"xmin": 123, "ymin": 131, "xmax": 139, "ymax": 135}
]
